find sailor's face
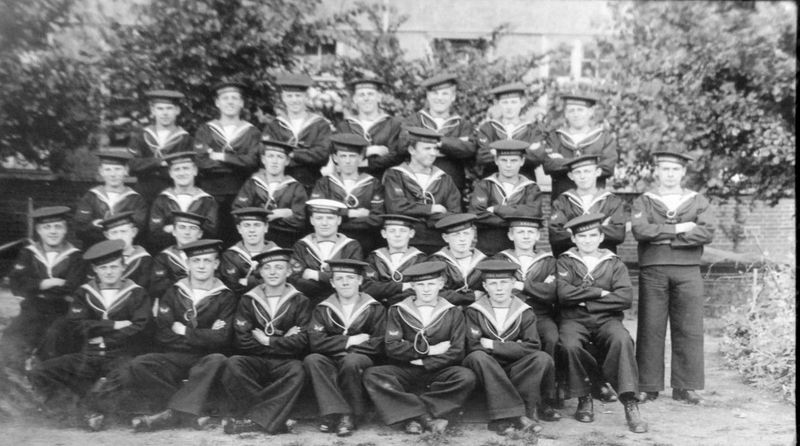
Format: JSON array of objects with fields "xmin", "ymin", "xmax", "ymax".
[
  {"xmin": 93, "ymin": 258, "xmax": 125, "ymax": 287},
  {"xmin": 188, "ymin": 253, "xmax": 219, "ymax": 281},
  {"xmin": 259, "ymin": 260, "xmax": 290, "ymax": 287},
  {"xmin": 237, "ymin": 220, "xmax": 267, "ymax": 246},
  {"xmin": 412, "ymin": 277, "xmax": 444, "ymax": 304},
  {"xmin": 426, "ymin": 86, "xmax": 455, "ymax": 115},
  {"xmin": 483, "ymin": 277, "xmax": 514, "ymax": 304},
  {"xmin": 36, "ymin": 221, "xmax": 67, "ymax": 248},
  {"xmin": 331, "ymin": 272, "xmax": 362, "ymax": 299}
]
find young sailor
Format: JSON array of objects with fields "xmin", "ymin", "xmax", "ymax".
[
  {"xmin": 149, "ymin": 211, "xmax": 205, "ymax": 301},
  {"xmin": 539, "ymin": 92, "xmax": 618, "ymax": 199},
  {"xmin": 194, "ymin": 80, "xmax": 261, "ymax": 246},
  {"xmin": 98, "ymin": 212, "xmax": 153, "ymax": 295},
  {"xmin": 74, "ymin": 150, "xmax": 147, "ymax": 249},
  {"xmin": 632, "ymin": 151, "xmax": 715, "ymax": 405},
  {"xmin": 28, "ymin": 240, "xmax": 151, "ymax": 431},
  {"xmin": 383, "ymin": 126, "xmax": 462, "ymax": 254},
  {"xmin": 468, "ymin": 139, "xmax": 544, "ymax": 256},
  {"xmin": 475, "ymin": 82, "xmax": 545, "ymax": 179},
  {"xmin": 1, "ymin": 206, "xmax": 87, "ymax": 368},
  {"xmin": 261, "ymin": 73, "xmax": 333, "ymax": 190},
  {"xmin": 428, "ymin": 213, "xmax": 487, "ymax": 306},
  {"xmin": 288, "ymin": 199, "xmax": 364, "ymax": 305},
  {"xmin": 548, "ymin": 155, "xmax": 626, "ymax": 257},
  {"xmin": 363, "ymin": 261, "xmax": 476, "ymax": 435},
  {"xmin": 556, "ymin": 214, "xmax": 647, "ymax": 433},
  {"xmin": 127, "ymin": 89, "xmax": 193, "ymax": 203},
  {"xmin": 219, "ymin": 207, "xmax": 278, "ymax": 295},
  {"xmin": 127, "ymin": 239, "xmax": 235, "ymax": 431},
  {"xmin": 233, "ymin": 140, "xmax": 308, "ymax": 248},
  {"xmin": 220, "ymin": 248, "xmax": 310, "ymax": 435},
  {"xmin": 311, "ymin": 133, "xmax": 384, "ymax": 253},
  {"xmin": 304, "ymin": 259, "xmax": 386, "ymax": 437},
  {"xmin": 463, "ymin": 260, "xmax": 555, "ymax": 436},
  {"xmin": 148, "ymin": 151, "xmax": 218, "ymax": 252},
  {"xmin": 362, "ymin": 214, "xmax": 427, "ymax": 307},
  {"xmin": 403, "ymin": 73, "xmax": 476, "ymax": 191},
  {"xmin": 336, "ymin": 77, "xmax": 404, "ymax": 178}
]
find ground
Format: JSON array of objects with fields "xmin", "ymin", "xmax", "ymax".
[{"xmin": 0, "ymin": 288, "xmax": 795, "ymax": 446}]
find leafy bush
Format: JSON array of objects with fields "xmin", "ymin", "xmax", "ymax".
[{"xmin": 719, "ymin": 261, "xmax": 796, "ymax": 403}]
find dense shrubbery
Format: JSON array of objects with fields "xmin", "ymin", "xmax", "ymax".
[{"xmin": 719, "ymin": 261, "xmax": 796, "ymax": 404}]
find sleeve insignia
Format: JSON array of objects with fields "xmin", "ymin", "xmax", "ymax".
[
  {"xmin": 237, "ymin": 196, "xmax": 248, "ymax": 202},
  {"xmin": 80, "ymin": 210, "xmax": 91, "ymax": 214},
  {"xmin": 151, "ymin": 217, "xmax": 162, "ymax": 223},
  {"xmin": 544, "ymin": 275, "xmax": 555, "ymax": 284},
  {"xmin": 551, "ymin": 213, "xmax": 559, "ymax": 220},
  {"xmin": 236, "ymin": 319, "xmax": 247, "ymax": 327},
  {"xmin": 558, "ymin": 271, "xmax": 568, "ymax": 277},
  {"xmin": 72, "ymin": 307, "xmax": 83, "ymax": 313},
  {"xmin": 194, "ymin": 143, "xmax": 204, "ymax": 149},
  {"xmin": 226, "ymin": 268, "xmax": 236, "ymax": 274},
  {"xmin": 159, "ymin": 306, "xmax": 170, "ymax": 313},
  {"xmin": 388, "ymin": 330, "xmax": 400, "ymax": 336},
  {"xmin": 470, "ymin": 328, "xmax": 480, "ymax": 336},
  {"xmin": 13, "ymin": 264, "xmax": 24, "ymax": 270},
  {"xmin": 313, "ymin": 324, "xmax": 324, "ymax": 331},
  {"xmin": 393, "ymin": 187, "xmax": 403, "ymax": 194},
  {"xmin": 634, "ymin": 212, "xmax": 643, "ymax": 218},
  {"xmin": 155, "ymin": 269, "xmax": 166, "ymax": 276}
]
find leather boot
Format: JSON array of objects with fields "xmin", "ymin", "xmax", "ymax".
[
  {"xmin": 336, "ymin": 414, "xmax": 355, "ymax": 437},
  {"xmin": 575, "ymin": 395, "xmax": 594, "ymax": 423},
  {"xmin": 637, "ymin": 391, "xmax": 659, "ymax": 403},
  {"xmin": 622, "ymin": 396, "xmax": 648, "ymax": 433},
  {"xmin": 672, "ymin": 388, "xmax": 702, "ymax": 404}
]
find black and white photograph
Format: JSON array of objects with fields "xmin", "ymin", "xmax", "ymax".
[{"xmin": 0, "ymin": 1, "xmax": 795, "ymax": 445}]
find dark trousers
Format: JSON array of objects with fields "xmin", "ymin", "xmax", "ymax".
[
  {"xmin": 28, "ymin": 351, "xmax": 134, "ymax": 414},
  {"xmin": 0, "ymin": 300, "xmax": 67, "ymax": 369},
  {"xmin": 536, "ymin": 314, "xmax": 559, "ymax": 360},
  {"xmin": 221, "ymin": 355, "xmax": 306, "ymax": 433},
  {"xmin": 636, "ymin": 265, "xmax": 705, "ymax": 392},
  {"xmin": 363, "ymin": 364, "xmax": 476, "ymax": 425},
  {"xmin": 463, "ymin": 350, "xmax": 554, "ymax": 420},
  {"xmin": 304, "ymin": 352, "xmax": 373, "ymax": 417},
  {"xmin": 559, "ymin": 318, "xmax": 638, "ymax": 398},
  {"xmin": 126, "ymin": 351, "xmax": 226, "ymax": 415}
]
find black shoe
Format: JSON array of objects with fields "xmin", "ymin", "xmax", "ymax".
[
  {"xmin": 318, "ymin": 414, "xmax": 336, "ymax": 433},
  {"xmin": 538, "ymin": 403, "xmax": 562, "ymax": 422},
  {"xmin": 85, "ymin": 413, "xmax": 104, "ymax": 432},
  {"xmin": 404, "ymin": 419, "xmax": 423, "ymax": 434},
  {"xmin": 336, "ymin": 414, "xmax": 355, "ymax": 437},
  {"xmin": 638, "ymin": 391, "xmax": 659, "ymax": 403},
  {"xmin": 489, "ymin": 418, "xmax": 515, "ymax": 436},
  {"xmin": 594, "ymin": 382, "xmax": 618, "ymax": 403},
  {"xmin": 516, "ymin": 415, "xmax": 542, "ymax": 433},
  {"xmin": 672, "ymin": 388, "xmax": 702, "ymax": 404},
  {"xmin": 622, "ymin": 398, "xmax": 648, "ymax": 433},
  {"xmin": 419, "ymin": 413, "xmax": 448, "ymax": 434},
  {"xmin": 575, "ymin": 396, "xmax": 594, "ymax": 423},
  {"xmin": 132, "ymin": 409, "xmax": 177, "ymax": 432}
]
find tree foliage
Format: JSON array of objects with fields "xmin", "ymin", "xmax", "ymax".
[
  {"xmin": 598, "ymin": 1, "xmax": 796, "ymax": 203},
  {"xmin": 104, "ymin": 0, "xmax": 322, "ymax": 135},
  {"xmin": 0, "ymin": 0, "xmax": 104, "ymax": 173}
]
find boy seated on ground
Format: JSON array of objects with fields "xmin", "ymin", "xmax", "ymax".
[
  {"xmin": 288, "ymin": 199, "xmax": 363, "ymax": 306},
  {"xmin": 126, "ymin": 239, "xmax": 236, "ymax": 432},
  {"xmin": 74, "ymin": 150, "xmax": 147, "ymax": 249},
  {"xmin": 1, "ymin": 206, "xmax": 87, "ymax": 369},
  {"xmin": 383, "ymin": 126, "xmax": 462, "ymax": 255},
  {"xmin": 220, "ymin": 248, "xmax": 310, "ymax": 435},
  {"xmin": 304, "ymin": 259, "xmax": 386, "ymax": 437},
  {"xmin": 28, "ymin": 240, "xmax": 151, "ymax": 431},
  {"xmin": 556, "ymin": 214, "xmax": 647, "ymax": 433},
  {"xmin": 463, "ymin": 260, "xmax": 555, "ymax": 436},
  {"xmin": 233, "ymin": 140, "xmax": 308, "ymax": 248},
  {"xmin": 311, "ymin": 133, "xmax": 384, "ymax": 254},
  {"xmin": 219, "ymin": 207, "xmax": 277, "ymax": 295},
  {"xmin": 468, "ymin": 139, "xmax": 544, "ymax": 256},
  {"xmin": 362, "ymin": 214, "xmax": 426, "ymax": 307},
  {"xmin": 363, "ymin": 261, "xmax": 476, "ymax": 435},
  {"xmin": 548, "ymin": 154, "xmax": 625, "ymax": 257},
  {"xmin": 428, "ymin": 213, "xmax": 487, "ymax": 306},
  {"xmin": 148, "ymin": 151, "xmax": 218, "ymax": 252}
]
